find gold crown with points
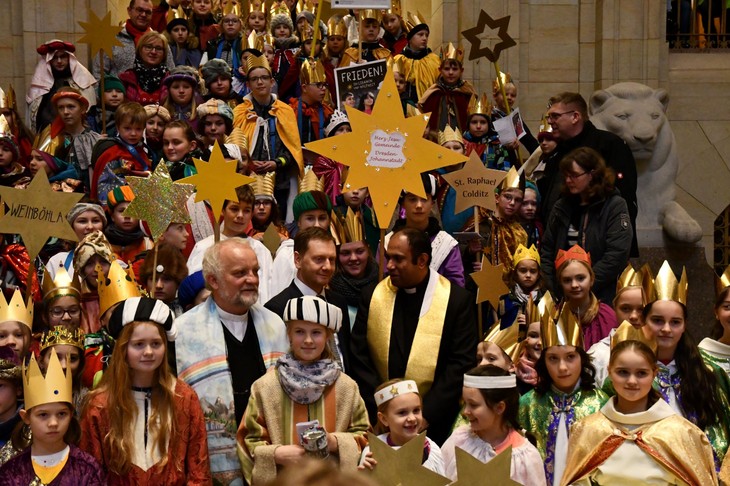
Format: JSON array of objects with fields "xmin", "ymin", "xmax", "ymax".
[
  {"xmin": 244, "ymin": 31, "xmax": 265, "ymax": 52},
  {"xmin": 298, "ymin": 168, "xmax": 324, "ymax": 193},
  {"xmin": 249, "ymin": 172, "xmax": 275, "ymax": 198},
  {"xmin": 538, "ymin": 115, "xmax": 553, "ymax": 135},
  {"xmin": 42, "ymin": 265, "xmax": 81, "ymax": 302},
  {"xmin": 359, "ymin": 9, "xmax": 383, "ymax": 22},
  {"xmin": 498, "ymin": 166, "xmax": 523, "ymax": 192},
  {"xmin": 249, "ymin": 0, "xmax": 266, "ymax": 15},
  {"xmin": 716, "ymin": 265, "xmax": 730, "ymax": 297},
  {"xmin": 167, "ymin": 5, "xmax": 189, "ymax": 23},
  {"xmin": 384, "ymin": 0, "xmax": 402, "ymax": 17},
  {"xmin": 40, "ymin": 326, "xmax": 85, "ymax": 354},
  {"xmin": 542, "ymin": 300, "xmax": 583, "ymax": 349},
  {"xmin": 97, "ymin": 261, "xmax": 142, "ymax": 317},
  {"xmin": 23, "ymin": 348, "xmax": 73, "ymax": 410},
  {"xmin": 610, "ymin": 320, "xmax": 657, "ymax": 353},
  {"xmin": 388, "ymin": 56, "xmax": 405, "ymax": 76},
  {"xmin": 405, "ymin": 11, "xmax": 426, "ymax": 30},
  {"xmin": 0, "ymin": 115, "xmax": 11, "ymax": 139},
  {"xmin": 300, "ymin": 58, "xmax": 326, "ymax": 84},
  {"xmin": 330, "ymin": 207, "xmax": 365, "ymax": 245},
  {"xmin": 492, "ymin": 71, "xmax": 512, "ymax": 94},
  {"xmin": 326, "ymin": 16, "xmax": 347, "ymax": 37},
  {"xmin": 299, "ymin": 24, "xmax": 323, "ymax": 42},
  {"xmin": 225, "ymin": 126, "xmax": 249, "ymax": 152},
  {"xmin": 263, "ymin": 33, "xmax": 275, "ymax": 46},
  {"xmin": 440, "ymin": 42, "xmax": 464, "ymax": 63},
  {"xmin": 651, "ymin": 261, "xmax": 687, "ymax": 305},
  {"xmin": 246, "ymin": 53, "xmax": 271, "ymax": 74},
  {"xmin": 484, "ymin": 321, "xmax": 521, "ymax": 363},
  {"xmin": 296, "ymin": 0, "xmax": 316, "ymax": 14},
  {"xmin": 512, "ymin": 244, "xmax": 540, "ymax": 267},
  {"xmin": 0, "ymin": 289, "xmax": 33, "ymax": 332},
  {"xmin": 437, "ymin": 125, "xmax": 463, "ymax": 146},
  {"xmin": 614, "ymin": 263, "xmax": 652, "ymax": 305},
  {"xmin": 221, "ymin": 0, "xmax": 243, "ymax": 16},
  {"xmin": 468, "ymin": 94, "xmax": 492, "ymax": 117},
  {"xmin": 270, "ymin": 0, "xmax": 290, "ymax": 17},
  {"xmin": 527, "ymin": 291, "xmax": 555, "ymax": 325},
  {"xmin": 0, "ymin": 86, "xmax": 16, "ymax": 111}
]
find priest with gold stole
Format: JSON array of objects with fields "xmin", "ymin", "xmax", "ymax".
[{"xmin": 349, "ymin": 227, "xmax": 477, "ymax": 445}]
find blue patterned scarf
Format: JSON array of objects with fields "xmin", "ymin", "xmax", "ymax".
[{"xmin": 276, "ymin": 353, "xmax": 340, "ymax": 404}]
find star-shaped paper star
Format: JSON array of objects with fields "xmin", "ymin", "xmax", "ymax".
[
  {"xmin": 124, "ymin": 163, "xmax": 195, "ymax": 241},
  {"xmin": 305, "ymin": 66, "xmax": 467, "ymax": 229},
  {"xmin": 470, "ymin": 256, "xmax": 509, "ymax": 306},
  {"xmin": 78, "ymin": 10, "xmax": 123, "ymax": 57},
  {"xmin": 0, "ymin": 171, "xmax": 82, "ymax": 260},
  {"xmin": 452, "ymin": 446, "xmax": 519, "ymax": 486},
  {"xmin": 440, "ymin": 152, "xmax": 508, "ymax": 214},
  {"xmin": 367, "ymin": 432, "xmax": 451, "ymax": 486},
  {"xmin": 180, "ymin": 141, "xmax": 255, "ymax": 221},
  {"xmin": 461, "ymin": 11, "xmax": 516, "ymax": 62}
]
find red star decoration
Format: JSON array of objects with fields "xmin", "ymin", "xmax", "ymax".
[{"xmin": 461, "ymin": 11, "xmax": 516, "ymax": 62}]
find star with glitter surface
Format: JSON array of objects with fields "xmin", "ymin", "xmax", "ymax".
[
  {"xmin": 77, "ymin": 10, "xmax": 123, "ymax": 57},
  {"xmin": 470, "ymin": 256, "xmax": 508, "ymax": 306},
  {"xmin": 451, "ymin": 447, "xmax": 518, "ymax": 486},
  {"xmin": 124, "ymin": 163, "xmax": 195, "ymax": 241},
  {"xmin": 367, "ymin": 432, "xmax": 451, "ymax": 486},
  {"xmin": 0, "ymin": 171, "xmax": 82, "ymax": 259},
  {"xmin": 440, "ymin": 151, "xmax": 508, "ymax": 214},
  {"xmin": 304, "ymin": 66, "xmax": 467, "ymax": 229},
  {"xmin": 179, "ymin": 141, "xmax": 255, "ymax": 220},
  {"xmin": 461, "ymin": 11, "xmax": 516, "ymax": 62}
]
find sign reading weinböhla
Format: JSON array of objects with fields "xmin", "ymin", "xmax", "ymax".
[{"xmin": 335, "ymin": 59, "xmax": 387, "ymax": 111}]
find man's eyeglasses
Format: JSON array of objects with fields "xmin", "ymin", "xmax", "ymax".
[
  {"xmin": 249, "ymin": 75, "xmax": 273, "ymax": 83},
  {"xmin": 142, "ymin": 45, "xmax": 165, "ymax": 52},
  {"xmin": 546, "ymin": 110, "xmax": 576, "ymax": 121},
  {"xmin": 133, "ymin": 6, "xmax": 153, "ymax": 16},
  {"xmin": 564, "ymin": 171, "xmax": 588, "ymax": 181}
]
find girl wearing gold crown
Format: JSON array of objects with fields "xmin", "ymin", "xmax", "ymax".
[
  {"xmin": 0, "ymin": 290, "xmax": 34, "ymax": 363},
  {"xmin": 561, "ymin": 337, "xmax": 717, "ymax": 485},
  {"xmin": 39, "ymin": 326, "xmax": 87, "ymax": 416},
  {"xmin": 0, "ymin": 348, "xmax": 105, "ymax": 483},
  {"xmin": 80, "ymin": 296, "xmax": 211, "ymax": 484},
  {"xmin": 518, "ymin": 299, "xmax": 608, "ymax": 486}
]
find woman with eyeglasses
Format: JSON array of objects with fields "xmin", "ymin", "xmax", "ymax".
[
  {"xmin": 119, "ymin": 31, "xmax": 170, "ymax": 106},
  {"xmin": 540, "ymin": 147, "xmax": 632, "ymax": 304}
]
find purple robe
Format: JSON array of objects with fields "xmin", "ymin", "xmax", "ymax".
[
  {"xmin": 582, "ymin": 302, "xmax": 618, "ymax": 350},
  {"xmin": 0, "ymin": 444, "xmax": 106, "ymax": 486}
]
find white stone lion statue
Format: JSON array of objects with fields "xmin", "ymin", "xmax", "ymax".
[{"xmin": 589, "ymin": 82, "xmax": 702, "ymax": 243}]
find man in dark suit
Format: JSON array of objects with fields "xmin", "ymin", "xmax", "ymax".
[
  {"xmin": 265, "ymin": 226, "xmax": 351, "ymax": 370},
  {"xmin": 349, "ymin": 227, "xmax": 478, "ymax": 445}
]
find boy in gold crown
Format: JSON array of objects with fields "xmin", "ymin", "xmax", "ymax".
[
  {"xmin": 463, "ymin": 94, "xmax": 510, "ymax": 171},
  {"xmin": 0, "ymin": 348, "xmax": 105, "ymax": 483},
  {"xmin": 288, "ymin": 58, "xmax": 333, "ymax": 144},
  {"xmin": 0, "ymin": 290, "xmax": 34, "ymax": 362}
]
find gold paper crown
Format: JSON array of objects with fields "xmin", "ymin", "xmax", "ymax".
[
  {"xmin": 244, "ymin": 31, "xmax": 265, "ymax": 52},
  {"xmin": 296, "ymin": 0, "xmax": 316, "ymax": 14},
  {"xmin": 326, "ymin": 16, "xmax": 347, "ymax": 37},
  {"xmin": 610, "ymin": 320, "xmax": 657, "ymax": 353},
  {"xmin": 614, "ymin": 263, "xmax": 652, "ymax": 305},
  {"xmin": 40, "ymin": 326, "xmax": 85, "ymax": 354},
  {"xmin": 359, "ymin": 9, "xmax": 383, "ymax": 22},
  {"xmin": 440, "ymin": 42, "xmax": 464, "ymax": 63},
  {"xmin": 225, "ymin": 126, "xmax": 249, "ymax": 152},
  {"xmin": 538, "ymin": 115, "xmax": 553, "ymax": 135},
  {"xmin": 0, "ymin": 115, "xmax": 11, "ymax": 139},
  {"xmin": 512, "ymin": 244, "xmax": 540, "ymax": 267},
  {"xmin": 330, "ymin": 207, "xmax": 365, "ymax": 245},
  {"xmin": 97, "ymin": 261, "xmax": 142, "ymax": 317},
  {"xmin": 437, "ymin": 125, "xmax": 463, "ymax": 146},
  {"xmin": 384, "ymin": 0, "xmax": 402, "ymax": 17},
  {"xmin": 0, "ymin": 86, "xmax": 17, "ymax": 111},
  {"xmin": 263, "ymin": 33, "xmax": 275, "ymax": 46},
  {"xmin": 555, "ymin": 244, "xmax": 591, "ymax": 272},
  {"xmin": 484, "ymin": 322, "xmax": 520, "ymax": 362},
  {"xmin": 492, "ymin": 71, "xmax": 513, "ymax": 94},
  {"xmin": 167, "ymin": 5, "xmax": 189, "ymax": 23},
  {"xmin": 0, "ymin": 289, "xmax": 34, "ymax": 332},
  {"xmin": 221, "ymin": 0, "xmax": 243, "ymax": 16},
  {"xmin": 542, "ymin": 302, "xmax": 583, "ymax": 349},
  {"xmin": 249, "ymin": 172, "xmax": 275, "ymax": 198},
  {"xmin": 527, "ymin": 291, "xmax": 555, "ymax": 325},
  {"xmin": 716, "ymin": 265, "xmax": 730, "ymax": 296},
  {"xmin": 498, "ymin": 166, "xmax": 523, "ymax": 192},
  {"xmin": 246, "ymin": 53, "xmax": 271, "ymax": 74},
  {"xmin": 468, "ymin": 93, "xmax": 492, "ymax": 117},
  {"xmin": 270, "ymin": 1, "xmax": 290, "ymax": 17},
  {"xmin": 651, "ymin": 261, "xmax": 687, "ymax": 305},
  {"xmin": 32, "ymin": 123, "xmax": 60, "ymax": 154},
  {"xmin": 298, "ymin": 168, "xmax": 324, "ymax": 193},
  {"xmin": 42, "ymin": 265, "xmax": 81, "ymax": 302},
  {"xmin": 299, "ymin": 24, "xmax": 322, "ymax": 43},
  {"xmin": 23, "ymin": 348, "xmax": 73, "ymax": 410},
  {"xmin": 300, "ymin": 58, "xmax": 326, "ymax": 84},
  {"xmin": 249, "ymin": 0, "xmax": 266, "ymax": 15},
  {"xmin": 405, "ymin": 11, "xmax": 426, "ymax": 30},
  {"xmin": 388, "ymin": 56, "xmax": 405, "ymax": 76}
]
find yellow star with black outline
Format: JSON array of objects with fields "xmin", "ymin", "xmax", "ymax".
[
  {"xmin": 440, "ymin": 151, "xmax": 508, "ymax": 214},
  {"xmin": 461, "ymin": 11, "xmax": 516, "ymax": 62},
  {"xmin": 305, "ymin": 66, "xmax": 467, "ymax": 229},
  {"xmin": 470, "ymin": 255, "xmax": 509, "ymax": 306},
  {"xmin": 124, "ymin": 163, "xmax": 195, "ymax": 241},
  {"xmin": 452, "ymin": 446, "xmax": 519, "ymax": 485},
  {"xmin": 0, "ymin": 171, "xmax": 82, "ymax": 259},
  {"xmin": 179, "ymin": 141, "xmax": 255, "ymax": 220},
  {"xmin": 77, "ymin": 10, "xmax": 123, "ymax": 57},
  {"xmin": 367, "ymin": 432, "xmax": 451, "ymax": 486}
]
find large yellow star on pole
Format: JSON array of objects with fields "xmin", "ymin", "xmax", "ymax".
[
  {"xmin": 452, "ymin": 446, "xmax": 518, "ymax": 485},
  {"xmin": 470, "ymin": 255, "xmax": 509, "ymax": 306},
  {"xmin": 124, "ymin": 163, "xmax": 195, "ymax": 241},
  {"xmin": 0, "ymin": 171, "xmax": 82, "ymax": 259},
  {"xmin": 366, "ymin": 432, "xmax": 450, "ymax": 486},
  {"xmin": 440, "ymin": 151, "xmax": 507, "ymax": 214},
  {"xmin": 179, "ymin": 141, "xmax": 255, "ymax": 220},
  {"xmin": 77, "ymin": 10, "xmax": 123, "ymax": 57},
  {"xmin": 305, "ymin": 66, "xmax": 467, "ymax": 229}
]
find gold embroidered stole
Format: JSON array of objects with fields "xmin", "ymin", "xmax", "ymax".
[{"xmin": 367, "ymin": 274, "xmax": 450, "ymax": 396}]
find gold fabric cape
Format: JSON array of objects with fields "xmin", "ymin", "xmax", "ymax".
[{"xmin": 366, "ymin": 272, "xmax": 449, "ymax": 396}]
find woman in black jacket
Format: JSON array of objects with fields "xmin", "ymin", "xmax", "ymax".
[{"xmin": 540, "ymin": 147, "xmax": 632, "ymax": 303}]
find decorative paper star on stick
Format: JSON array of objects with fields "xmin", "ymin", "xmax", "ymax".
[
  {"xmin": 470, "ymin": 256, "xmax": 509, "ymax": 306},
  {"xmin": 124, "ymin": 163, "xmax": 195, "ymax": 241},
  {"xmin": 77, "ymin": 10, "xmax": 123, "ymax": 57},
  {"xmin": 440, "ymin": 152, "xmax": 508, "ymax": 214},
  {"xmin": 461, "ymin": 11, "xmax": 516, "ymax": 62},
  {"xmin": 452, "ymin": 446, "xmax": 519, "ymax": 485},
  {"xmin": 367, "ymin": 432, "xmax": 451, "ymax": 486},
  {"xmin": 180, "ymin": 141, "xmax": 255, "ymax": 221},
  {"xmin": 0, "ymin": 171, "xmax": 82, "ymax": 259},
  {"xmin": 304, "ymin": 66, "xmax": 467, "ymax": 229}
]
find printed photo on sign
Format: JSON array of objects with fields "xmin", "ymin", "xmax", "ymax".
[{"xmin": 334, "ymin": 59, "xmax": 388, "ymax": 112}]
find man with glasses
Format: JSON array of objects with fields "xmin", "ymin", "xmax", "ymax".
[
  {"xmin": 233, "ymin": 54, "xmax": 303, "ymax": 222},
  {"xmin": 537, "ymin": 91, "xmax": 638, "ymax": 256},
  {"xmin": 93, "ymin": 0, "xmax": 175, "ymax": 78}
]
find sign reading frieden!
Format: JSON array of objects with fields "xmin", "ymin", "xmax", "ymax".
[
  {"xmin": 335, "ymin": 59, "xmax": 387, "ymax": 112},
  {"xmin": 367, "ymin": 130, "xmax": 406, "ymax": 168}
]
